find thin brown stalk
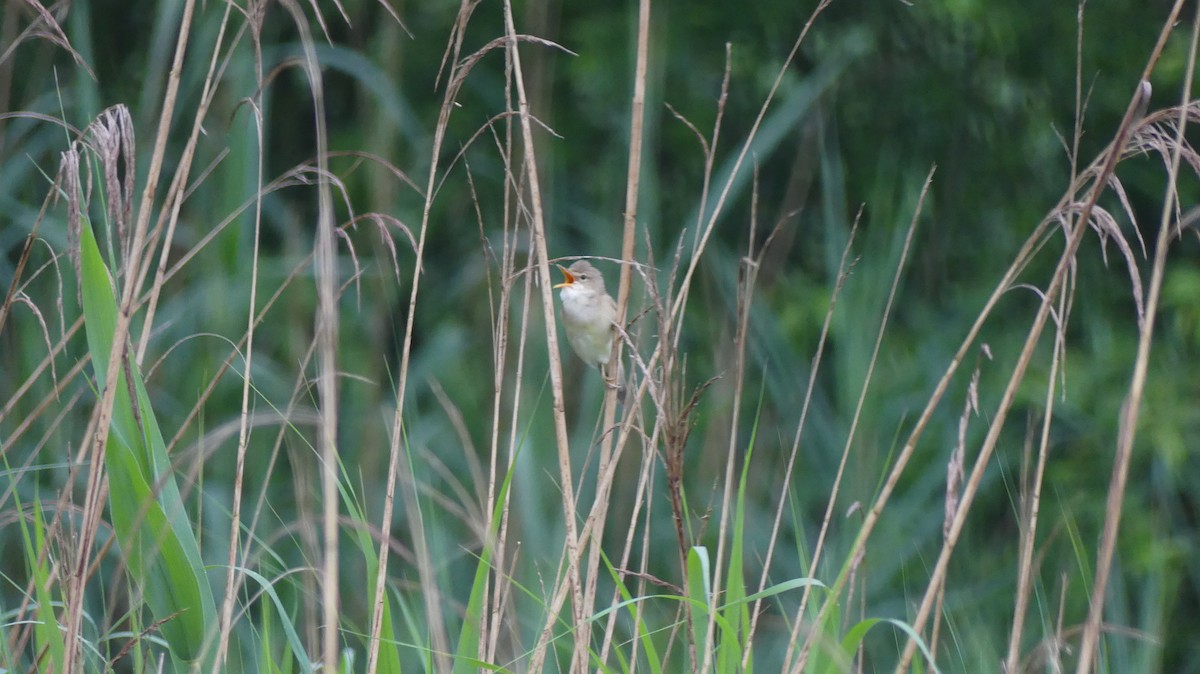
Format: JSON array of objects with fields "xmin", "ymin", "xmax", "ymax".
[
  {"xmin": 491, "ymin": 188, "xmax": 535, "ymax": 663},
  {"xmin": 502, "ymin": 0, "xmax": 587, "ymax": 670},
  {"xmin": 1005, "ymin": 6, "xmax": 1088, "ymax": 664},
  {"xmin": 894, "ymin": 74, "xmax": 1158, "ymax": 673},
  {"xmin": 365, "ymin": 1, "xmax": 478, "ymax": 671},
  {"xmin": 484, "ymin": 90, "xmax": 534, "ymax": 659},
  {"xmin": 596, "ymin": 237, "xmax": 664, "ymax": 667},
  {"xmin": 1004, "ymin": 285, "xmax": 1067, "ymax": 671},
  {"xmin": 212, "ymin": 4, "xmax": 262, "ymax": 668},
  {"xmin": 134, "ymin": 1, "xmax": 241, "ymax": 366},
  {"xmin": 702, "ymin": 168, "xmax": 763, "ymax": 674},
  {"xmin": 490, "ymin": 248, "xmax": 537, "ymax": 658},
  {"xmin": 751, "ymin": 208, "xmax": 858, "ymax": 670},
  {"xmin": 1071, "ymin": 0, "xmax": 1088, "ymax": 182},
  {"xmin": 691, "ymin": 43, "xmax": 731, "ymax": 254},
  {"xmin": 663, "ymin": 354, "xmax": 697, "ymax": 670},
  {"xmin": 931, "ymin": 350, "xmax": 986, "ymax": 659},
  {"xmin": 667, "ymin": 0, "xmax": 830, "ymax": 338},
  {"xmin": 0, "ymin": 0, "xmax": 93, "ymax": 77},
  {"xmin": 272, "ymin": 3, "xmax": 344, "ymax": 670},
  {"xmin": 60, "ymin": 0, "xmax": 197, "ymax": 668},
  {"xmin": 631, "ymin": 481, "xmax": 657, "ymax": 670},
  {"xmin": 0, "ymin": 186, "xmax": 51, "ymax": 339},
  {"xmin": 583, "ymin": 0, "xmax": 651, "ymax": 651},
  {"xmin": 472, "ymin": 129, "xmax": 518, "ymax": 659},
  {"xmin": 597, "ymin": 413, "xmax": 659, "ymax": 666},
  {"xmin": 1075, "ymin": 6, "xmax": 1197, "ymax": 672},
  {"xmin": 788, "ymin": 165, "xmax": 933, "ymax": 672}
]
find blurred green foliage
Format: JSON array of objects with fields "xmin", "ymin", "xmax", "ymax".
[{"xmin": 2, "ymin": 0, "xmax": 1198, "ymax": 671}]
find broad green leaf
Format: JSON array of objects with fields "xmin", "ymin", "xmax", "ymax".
[{"xmin": 79, "ymin": 218, "xmax": 215, "ymax": 662}]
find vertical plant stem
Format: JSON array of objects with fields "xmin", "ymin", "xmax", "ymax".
[
  {"xmin": 273, "ymin": 3, "xmax": 343, "ymax": 669},
  {"xmin": 213, "ymin": 5, "xmax": 263, "ymax": 668},
  {"xmin": 583, "ymin": 0, "xmax": 652, "ymax": 654},
  {"xmin": 1075, "ymin": 7, "xmax": 1197, "ymax": 672},
  {"xmin": 894, "ymin": 76, "xmax": 1156, "ymax": 673},
  {"xmin": 789, "ymin": 178, "xmax": 1048, "ymax": 674},
  {"xmin": 789, "ymin": 165, "xmax": 932, "ymax": 672},
  {"xmin": 1004, "ymin": 283, "xmax": 1066, "ymax": 671},
  {"xmin": 501, "ymin": 2, "xmax": 587, "ymax": 670},
  {"xmin": 366, "ymin": 1, "xmax": 479, "ymax": 670},
  {"xmin": 61, "ymin": 1, "xmax": 196, "ymax": 669},
  {"xmin": 704, "ymin": 188, "xmax": 761, "ymax": 674},
  {"xmin": 765, "ymin": 211, "xmax": 857, "ymax": 671}
]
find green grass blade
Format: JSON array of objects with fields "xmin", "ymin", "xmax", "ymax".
[
  {"xmin": 24, "ymin": 494, "xmax": 66, "ymax": 672},
  {"xmin": 78, "ymin": 218, "xmax": 215, "ymax": 662},
  {"xmin": 839, "ymin": 618, "xmax": 941, "ymax": 674},
  {"xmin": 599, "ymin": 548, "xmax": 663, "ymax": 674},
  {"xmin": 453, "ymin": 445, "xmax": 520, "ymax": 674},
  {"xmin": 687, "ymin": 546, "xmax": 713, "ymax": 668},
  {"xmin": 239, "ymin": 567, "xmax": 315, "ymax": 673}
]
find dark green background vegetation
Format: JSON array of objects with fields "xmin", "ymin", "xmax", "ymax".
[{"xmin": 2, "ymin": 0, "xmax": 1198, "ymax": 671}]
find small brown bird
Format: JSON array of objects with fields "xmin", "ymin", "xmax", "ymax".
[{"xmin": 554, "ymin": 260, "xmax": 617, "ymax": 369}]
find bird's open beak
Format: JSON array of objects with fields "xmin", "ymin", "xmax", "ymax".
[{"xmin": 553, "ymin": 264, "xmax": 575, "ymax": 288}]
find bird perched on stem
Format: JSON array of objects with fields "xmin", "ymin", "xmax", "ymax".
[{"xmin": 554, "ymin": 260, "xmax": 619, "ymax": 384}]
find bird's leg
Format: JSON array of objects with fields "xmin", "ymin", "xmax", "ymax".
[{"xmin": 602, "ymin": 360, "xmax": 626, "ymax": 405}]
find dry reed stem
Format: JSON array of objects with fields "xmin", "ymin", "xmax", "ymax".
[
  {"xmin": 0, "ymin": 187, "xmax": 58, "ymax": 384},
  {"xmin": 582, "ymin": 0, "xmax": 652, "ymax": 651},
  {"xmin": 212, "ymin": 3, "xmax": 262, "ymax": 668},
  {"xmin": 703, "ymin": 168, "xmax": 764, "ymax": 674},
  {"xmin": 1004, "ymin": 284, "xmax": 1067, "ymax": 671},
  {"xmin": 894, "ymin": 71, "xmax": 1160, "ymax": 674},
  {"xmin": 61, "ymin": 0, "xmax": 197, "ymax": 668},
  {"xmin": 1004, "ymin": 6, "xmax": 1090, "ymax": 664},
  {"xmin": 365, "ymin": 1, "xmax": 477, "ymax": 670},
  {"xmin": 469, "ymin": 123, "xmax": 505, "ymax": 661},
  {"xmin": 787, "ymin": 165, "xmax": 933, "ymax": 672},
  {"xmin": 1074, "ymin": 6, "xmax": 1198, "ymax": 672},
  {"xmin": 492, "ymin": 186, "xmax": 536, "ymax": 663},
  {"xmin": 0, "ymin": 0, "xmax": 93, "ymax": 78},
  {"xmin": 930, "ymin": 349, "xmax": 986, "ymax": 658},
  {"xmin": 479, "ymin": 97, "xmax": 539, "ymax": 661},
  {"xmin": 133, "ymin": 0, "xmax": 238, "ymax": 367},
  {"xmin": 473, "ymin": 119, "xmax": 522, "ymax": 659},
  {"xmin": 269, "ymin": 5, "xmax": 345, "ymax": 670},
  {"xmin": 0, "ymin": 185, "xmax": 52, "ymax": 340},
  {"xmin": 501, "ymin": 0, "xmax": 588, "ymax": 669},
  {"xmin": 666, "ymin": 0, "xmax": 831, "ymax": 339},
  {"xmin": 751, "ymin": 208, "xmax": 859, "ymax": 669},
  {"xmin": 596, "ymin": 411, "xmax": 659, "ymax": 665}
]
